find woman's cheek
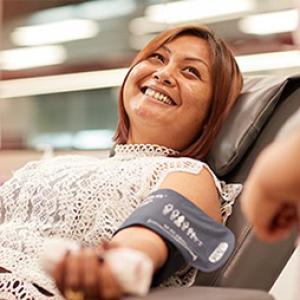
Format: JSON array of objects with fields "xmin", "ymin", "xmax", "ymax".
[{"xmin": 129, "ymin": 62, "xmax": 149, "ymax": 79}]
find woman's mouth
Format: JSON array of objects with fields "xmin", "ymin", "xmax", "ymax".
[{"xmin": 141, "ymin": 87, "xmax": 176, "ymax": 106}]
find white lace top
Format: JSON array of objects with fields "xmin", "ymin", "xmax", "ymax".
[{"xmin": 0, "ymin": 144, "xmax": 242, "ymax": 299}]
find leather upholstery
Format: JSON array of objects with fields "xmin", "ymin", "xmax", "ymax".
[{"xmin": 207, "ymin": 75, "xmax": 300, "ymax": 177}]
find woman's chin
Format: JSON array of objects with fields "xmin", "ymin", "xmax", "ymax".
[
  {"xmin": 132, "ymin": 105, "xmax": 171, "ymax": 124},
  {"xmin": 131, "ymin": 97, "xmax": 176, "ymax": 118}
]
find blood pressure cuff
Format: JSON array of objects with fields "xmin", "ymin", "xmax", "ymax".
[{"xmin": 115, "ymin": 189, "xmax": 235, "ymax": 275}]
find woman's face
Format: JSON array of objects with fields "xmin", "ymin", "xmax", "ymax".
[{"xmin": 123, "ymin": 34, "xmax": 213, "ymax": 150}]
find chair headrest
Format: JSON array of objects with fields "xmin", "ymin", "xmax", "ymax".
[{"xmin": 206, "ymin": 74, "xmax": 300, "ymax": 177}]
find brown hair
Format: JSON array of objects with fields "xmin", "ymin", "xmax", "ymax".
[{"xmin": 113, "ymin": 24, "xmax": 243, "ymax": 161}]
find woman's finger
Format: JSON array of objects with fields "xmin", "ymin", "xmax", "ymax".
[
  {"xmin": 52, "ymin": 252, "xmax": 68, "ymax": 294},
  {"xmin": 64, "ymin": 251, "xmax": 81, "ymax": 293},
  {"xmin": 82, "ymin": 248, "xmax": 100, "ymax": 299}
]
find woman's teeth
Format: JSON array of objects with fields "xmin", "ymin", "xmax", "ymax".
[{"xmin": 144, "ymin": 88, "xmax": 174, "ymax": 105}]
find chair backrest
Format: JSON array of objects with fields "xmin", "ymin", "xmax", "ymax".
[{"xmin": 196, "ymin": 75, "xmax": 300, "ymax": 290}]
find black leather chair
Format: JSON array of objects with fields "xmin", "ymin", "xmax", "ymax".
[{"xmin": 127, "ymin": 74, "xmax": 300, "ymax": 300}]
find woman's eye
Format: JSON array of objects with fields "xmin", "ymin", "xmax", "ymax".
[
  {"xmin": 184, "ymin": 66, "xmax": 201, "ymax": 79},
  {"xmin": 149, "ymin": 53, "xmax": 165, "ymax": 63}
]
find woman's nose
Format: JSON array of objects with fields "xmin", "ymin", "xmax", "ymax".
[{"xmin": 153, "ymin": 68, "xmax": 176, "ymax": 87}]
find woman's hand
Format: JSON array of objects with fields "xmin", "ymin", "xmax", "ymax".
[{"xmin": 52, "ymin": 243, "xmax": 122, "ymax": 300}]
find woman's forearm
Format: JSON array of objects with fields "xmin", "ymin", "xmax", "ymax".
[{"xmin": 111, "ymin": 226, "xmax": 168, "ymax": 271}]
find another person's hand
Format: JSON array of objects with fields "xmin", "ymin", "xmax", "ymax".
[
  {"xmin": 241, "ymin": 133, "xmax": 300, "ymax": 242},
  {"xmin": 52, "ymin": 242, "xmax": 122, "ymax": 300}
]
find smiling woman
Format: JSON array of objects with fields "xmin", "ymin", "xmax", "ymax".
[
  {"xmin": 115, "ymin": 24, "xmax": 243, "ymax": 159},
  {"xmin": 0, "ymin": 24, "xmax": 243, "ymax": 300},
  {"xmin": 123, "ymin": 35, "xmax": 213, "ymax": 151}
]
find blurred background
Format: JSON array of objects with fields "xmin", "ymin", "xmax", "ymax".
[{"xmin": 0, "ymin": 0, "xmax": 300, "ymax": 179}]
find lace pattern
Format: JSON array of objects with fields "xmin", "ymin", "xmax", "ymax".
[
  {"xmin": 0, "ymin": 144, "xmax": 242, "ymax": 298},
  {"xmin": 0, "ymin": 272, "xmax": 63, "ymax": 300},
  {"xmin": 114, "ymin": 144, "xmax": 179, "ymax": 158}
]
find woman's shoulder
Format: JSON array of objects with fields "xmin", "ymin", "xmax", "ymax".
[
  {"xmin": 142, "ymin": 156, "xmax": 208, "ymax": 189},
  {"xmin": 150, "ymin": 155, "xmax": 204, "ymax": 164},
  {"xmin": 153, "ymin": 155, "xmax": 206, "ymax": 172},
  {"xmin": 46, "ymin": 154, "xmax": 101, "ymax": 164}
]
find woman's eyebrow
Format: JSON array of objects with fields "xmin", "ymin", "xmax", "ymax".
[
  {"xmin": 184, "ymin": 57, "xmax": 209, "ymax": 70},
  {"xmin": 161, "ymin": 45, "xmax": 209, "ymax": 70},
  {"xmin": 161, "ymin": 45, "xmax": 171, "ymax": 53}
]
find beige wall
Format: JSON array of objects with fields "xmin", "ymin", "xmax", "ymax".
[{"xmin": 0, "ymin": 150, "xmax": 109, "ymax": 182}]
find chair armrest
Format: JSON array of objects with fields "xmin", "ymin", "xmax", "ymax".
[{"xmin": 125, "ymin": 287, "xmax": 274, "ymax": 300}]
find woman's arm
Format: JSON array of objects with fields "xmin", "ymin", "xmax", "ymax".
[
  {"xmin": 112, "ymin": 167, "xmax": 222, "ymax": 272},
  {"xmin": 53, "ymin": 168, "xmax": 221, "ymax": 299}
]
